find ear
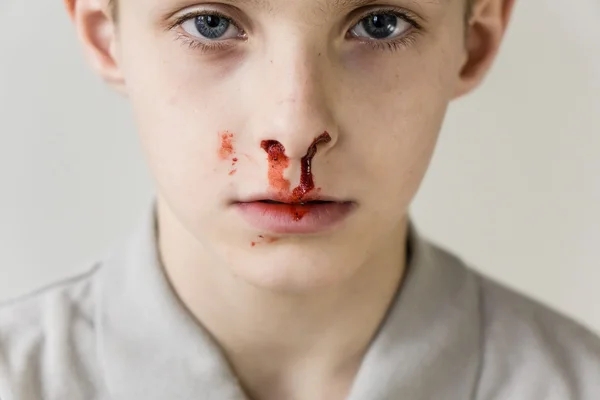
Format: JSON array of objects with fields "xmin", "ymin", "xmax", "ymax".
[
  {"xmin": 453, "ymin": 0, "xmax": 516, "ymax": 98},
  {"xmin": 64, "ymin": 0, "xmax": 125, "ymax": 93}
]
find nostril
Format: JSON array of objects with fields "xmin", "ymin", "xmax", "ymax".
[
  {"xmin": 261, "ymin": 140, "xmax": 292, "ymax": 193},
  {"xmin": 260, "ymin": 132, "xmax": 332, "ymax": 202},
  {"xmin": 261, "ymin": 140, "xmax": 289, "ymax": 166}
]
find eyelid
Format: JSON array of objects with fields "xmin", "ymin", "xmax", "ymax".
[
  {"xmin": 347, "ymin": 6, "xmax": 424, "ymax": 32},
  {"xmin": 344, "ymin": 7, "xmax": 424, "ymax": 53},
  {"xmin": 167, "ymin": 5, "xmax": 249, "ymax": 34},
  {"xmin": 170, "ymin": 11, "xmax": 237, "ymax": 32},
  {"xmin": 174, "ymin": 31, "xmax": 238, "ymax": 54}
]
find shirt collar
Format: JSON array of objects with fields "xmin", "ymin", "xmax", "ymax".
[
  {"xmin": 347, "ymin": 227, "xmax": 482, "ymax": 399},
  {"xmin": 96, "ymin": 204, "xmax": 481, "ymax": 400},
  {"xmin": 96, "ymin": 204, "xmax": 247, "ymax": 400}
]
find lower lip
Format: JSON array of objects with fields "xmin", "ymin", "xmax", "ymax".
[{"xmin": 235, "ymin": 201, "xmax": 355, "ymax": 234}]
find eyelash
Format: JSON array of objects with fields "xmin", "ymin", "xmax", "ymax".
[
  {"xmin": 170, "ymin": 7, "xmax": 422, "ymax": 54},
  {"xmin": 348, "ymin": 8, "xmax": 422, "ymax": 52},
  {"xmin": 170, "ymin": 10, "xmax": 246, "ymax": 53},
  {"xmin": 174, "ymin": 31, "xmax": 238, "ymax": 53}
]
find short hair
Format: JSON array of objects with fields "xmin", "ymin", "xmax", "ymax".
[{"xmin": 466, "ymin": 0, "xmax": 476, "ymax": 20}]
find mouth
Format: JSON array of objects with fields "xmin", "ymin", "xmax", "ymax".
[
  {"xmin": 235, "ymin": 192, "xmax": 344, "ymax": 205},
  {"xmin": 255, "ymin": 199, "xmax": 334, "ymax": 206},
  {"xmin": 234, "ymin": 196, "xmax": 356, "ymax": 235}
]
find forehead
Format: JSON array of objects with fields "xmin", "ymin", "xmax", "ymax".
[
  {"xmin": 133, "ymin": 0, "xmax": 454, "ymax": 15},
  {"xmin": 188, "ymin": 0, "xmax": 447, "ymax": 11}
]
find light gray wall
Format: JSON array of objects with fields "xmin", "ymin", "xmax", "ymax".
[{"xmin": 1, "ymin": 1, "xmax": 599, "ymax": 332}]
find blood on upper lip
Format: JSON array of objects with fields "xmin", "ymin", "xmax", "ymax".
[
  {"xmin": 260, "ymin": 131, "xmax": 332, "ymax": 220},
  {"xmin": 261, "ymin": 140, "xmax": 291, "ymax": 193}
]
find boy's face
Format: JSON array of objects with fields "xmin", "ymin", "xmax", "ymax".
[{"xmin": 72, "ymin": 0, "xmax": 511, "ymax": 290}]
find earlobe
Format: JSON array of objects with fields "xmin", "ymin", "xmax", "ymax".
[{"xmin": 453, "ymin": 0, "xmax": 517, "ymax": 98}]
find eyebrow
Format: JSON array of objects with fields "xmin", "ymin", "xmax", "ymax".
[
  {"xmin": 218, "ymin": 0, "xmax": 417, "ymax": 13},
  {"xmin": 329, "ymin": 0, "xmax": 384, "ymax": 9},
  {"xmin": 327, "ymin": 0, "xmax": 444, "ymax": 12}
]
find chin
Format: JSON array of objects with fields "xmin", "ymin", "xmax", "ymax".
[{"xmin": 227, "ymin": 244, "xmax": 363, "ymax": 293}]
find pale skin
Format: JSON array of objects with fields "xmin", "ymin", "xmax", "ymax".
[{"xmin": 65, "ymin": 0, "xmax": 514, "ymax": 398}]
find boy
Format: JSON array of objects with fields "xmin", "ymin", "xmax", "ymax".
[{"xmin": 1, "ymin": 0, "xmax": 599, "ymax": 399}]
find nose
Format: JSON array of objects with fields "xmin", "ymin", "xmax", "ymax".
[{"xmin": 243, "ymin": 43, "xmax": 339, "ymax": 162}]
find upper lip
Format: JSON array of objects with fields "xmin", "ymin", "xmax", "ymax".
[{"xmin": 234, "ymin": 193, "xmax": 350, "ymax": 204}]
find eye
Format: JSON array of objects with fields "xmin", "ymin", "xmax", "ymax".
[
  {"xmin": 181, "ymin": 13, "xmax": 241, "ymax": 40},
  {"xmin": 350, "ymin": 12, "xmax": 412, "ymax": 40}
]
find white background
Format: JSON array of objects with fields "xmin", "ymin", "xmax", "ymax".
[{"xmin": 1, "ymin": 1, "xmax": 599, "ymax": 332}]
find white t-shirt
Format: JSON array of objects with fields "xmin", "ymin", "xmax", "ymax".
[{"xmin": 1, "ymin": 207, "xmax": 599, "ymax": 400}]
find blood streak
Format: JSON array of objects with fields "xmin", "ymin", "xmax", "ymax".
[
  {"xmin": 260, "ymin": 140, "xmax": 291, "ymax": 192},
  {"xmin": 292, "ymin": 132, "xmax": 332, "ymax": 202},
  {"xmin": 219, "ymin": 131, "xmax": 238, "ymax": 175},
  {"xmin": 289, "ymin": 206, "xmax": 307, "ymax": 221},
  {"xmin": 260, "ymin": 131, "xmax": 332, "ymax": 220},
  {"xmin": 219, "ymin": 132, "xmax": 235, "ymax": 160},
  {"xmin": 254, "ymin": 235, "xmax": 279, "ymax": 245}
]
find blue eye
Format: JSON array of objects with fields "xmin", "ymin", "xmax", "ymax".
[
  {"xmin": 181, "ymin": 14, "xmax": 241, "ymax": 40},
  {"xmin": 351, "ymin": 13, "xmax": 411, "ymax": 40}
]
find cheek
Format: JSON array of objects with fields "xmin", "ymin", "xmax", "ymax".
[
  {"xmin": 340, "ymin": 48, "xmax": 458, "ymax": 204},
  {"xmin": 127, "ymin": 83, "xmax": 218, "ymax": 200},
  {"xmin": 117, "ymin": 28, "xmax": 243, "ymax": 204}
]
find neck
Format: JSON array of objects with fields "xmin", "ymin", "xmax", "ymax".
[{"xmin": 157, "ymin": 202, "xmax": 408, "ymax": 400}]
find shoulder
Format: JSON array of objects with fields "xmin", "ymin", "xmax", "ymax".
[
  {"xmin": 0, "ymin": 263, "xmax": 100, "ymax": 342},
  {"xmin": 0, "ymin": 263, "xmax": 103, "ymax": 399},
  {"xmin": 421, "ymin": 238, "xmax": 600, "ymax": 399},
  {"xmin": 473, "ymin": 269, "xmax": 600, "ymax": 399},
  {"xmin": 427, "ymin": 240, "xmax": 600, "ymax": 398}
]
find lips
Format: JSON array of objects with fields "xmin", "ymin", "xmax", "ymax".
[
  {"xmin": 238, "ymin": 192, "xmax": 341, "ymax": 204},
  {"xmin": 234, "ymin": 196, "xmax": 355, "ymax": 234},
  {"xmin": 256, "ymin": 199, "xmax": 331, "ymax": 207}
]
